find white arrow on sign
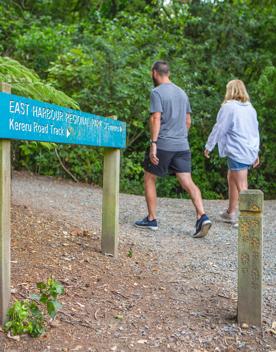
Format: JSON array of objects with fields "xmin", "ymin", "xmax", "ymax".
[{"xmin": 66, "ymin": 128, "xmax": 71, "ymax": 138}]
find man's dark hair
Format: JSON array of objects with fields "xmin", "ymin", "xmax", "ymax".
[{"xmin": 152, "ymin": 60, "xmax": 170, "ymax": 76}]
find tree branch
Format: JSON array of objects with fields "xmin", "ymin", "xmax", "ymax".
[{"xmin": 55, "ymin": 148, "xmax": 78, "ymax": 183}]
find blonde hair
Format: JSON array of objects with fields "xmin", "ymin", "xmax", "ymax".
[{"xmin": 224, "ymin": 79, "xmax": 250, "ymax": 103}]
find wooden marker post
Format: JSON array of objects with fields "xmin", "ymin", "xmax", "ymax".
[
  {"xmin": 0, "ymin": 82, "xmax": 11, "ymax": 324},
  {"xmin": 102, "ymin": 116, "xmax": 120, "ymax": 258},
  {"xmin": 238, "ymin": 189, "xmax": 263, "ymax": 327}
]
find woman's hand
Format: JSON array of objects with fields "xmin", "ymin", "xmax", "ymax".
[
  {"xmin": 149, "ymin": 143, "xmax": 159, "ymax": 165},
  {"xmin": 204, "ymin": 149, "xmax": 210, "ymax": 159},
  {"xmin": 253, "ymin": 156, "xmax": 260, "ymax": 168}
]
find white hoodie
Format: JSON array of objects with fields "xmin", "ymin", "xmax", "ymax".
[{"xmin": 205, "ymin": 100, "xmax": 260, "ymax": 165}]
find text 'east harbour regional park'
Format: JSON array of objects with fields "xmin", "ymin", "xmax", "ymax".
[{"xmin": 0, "ymin": 92, "xmax": 126, "ymax": 149}]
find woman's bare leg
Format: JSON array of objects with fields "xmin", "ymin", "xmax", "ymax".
[
  {"xmin": 231, "ymin": 169, "xmax": 248, "ymax": 193},
  {"xmin": 228, "ymin": 170, "xmax": 240, "ymax": 213}
]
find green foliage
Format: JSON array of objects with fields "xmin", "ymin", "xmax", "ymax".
[
  {"xmin": 0, "ymin": 56, "xmax": 78, "ymax": 109},
  {"xmin": 0, "ymin": 0, "xmax": 275, "ymax": 198},
  {"xmin": 251, "ymin": 66, "xmax": 276, "ymax": 195},
  {"xmin": 4, "ymin": 300, "xmax": 44, "ymax": 337},
  {"xmin": 34, "ymin": 278, "xmax": 65, "ymax": 319},
  {"xmin": 121, "ymin": 151, "xmax": 145, "ymax": 195},
  {"xmin": 15, "ymin": 141, "xmax": 103, "ymax": 184},
  {"xmin": 127, "ymin": 247, "xmax": 133, "ymax": 258},
  {"xmin": 15, "ymin": 23, "xmax": 73, "ymax": 77},
  {"xmin": 4, "ymin": 278, "xmax": 64, "ymax": 337}
]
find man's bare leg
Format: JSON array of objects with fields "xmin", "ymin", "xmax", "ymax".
[
  {"xmin": 144, "ymin": 171, "xmax": 157, "ymax": 220},
  {"xmin": 176, "ymin": 173, "xmax": 205, "ymax": 219}
]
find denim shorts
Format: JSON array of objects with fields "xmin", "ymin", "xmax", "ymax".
[{"xmin": 227, "ymin": 158, "xmax": 251, "ymax": 171}]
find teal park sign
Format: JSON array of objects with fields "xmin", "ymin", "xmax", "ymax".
[{"xmin": 0, "ymin": 92, "xmax": 126, "ymax": 148}]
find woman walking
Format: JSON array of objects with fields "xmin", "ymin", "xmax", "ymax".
[{"xmin": 204, "ymin": 80, "xmax": 260, "ymax": 225}]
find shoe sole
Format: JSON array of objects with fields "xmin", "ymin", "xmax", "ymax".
[
  {"xmin": 134, "ymin": 224, "xmax": 158, "ymax": 231},
  {"xmin": 193, "ymin": 221, "xmax": 212, "ymax": 238},
  {"xmin": 221, "ymin": 218, "xmax": 237, "ymax": 224}
]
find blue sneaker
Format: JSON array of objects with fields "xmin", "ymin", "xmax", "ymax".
[
  {"xmin": 193, "ymin": 214, "xmax": 212, "ymax": 238},
  {"xmin": 135, "ymin": 216, "xmax": 158, "ymax": 231}
]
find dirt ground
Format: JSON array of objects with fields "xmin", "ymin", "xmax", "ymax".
[{"xmin": 0, "ymin": 172, "xmax": 275, "ymax": 352}]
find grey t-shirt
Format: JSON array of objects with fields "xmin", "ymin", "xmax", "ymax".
[{"xmin": 150, "ymin": 82, "xmax": 191, "ymax": 151}]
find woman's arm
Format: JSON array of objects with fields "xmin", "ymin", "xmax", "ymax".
[
  {"xmin": 253, "ymin": 113, "xmax": 260, "ymax": 168},
  {"xmin": 205, "ymin": 104, "xmax": 233, "ymax": 153}
]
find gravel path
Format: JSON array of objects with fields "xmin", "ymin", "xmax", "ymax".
[{"xmin": 10, "ymin": 172, "xmax": 276, "ymax": 351}]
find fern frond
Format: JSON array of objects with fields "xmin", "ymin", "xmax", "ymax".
[{"xmin": 0, "ymin": 56, "xmax": 79, "ymax": 109}]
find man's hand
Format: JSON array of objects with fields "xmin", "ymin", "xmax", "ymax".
[
  {"xmin": 253, "ymin": 156, "xmax": 260, "ymax": 168},
  {"xmin": 204, "ymin": 149, "xmax": 210, "ymax": 159},
  {"xmin": 150, "ymin": 143, "xmax": 159, "ymax": 165}
]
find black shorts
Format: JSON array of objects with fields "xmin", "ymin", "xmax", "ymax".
[{"xmin": 144, "ymin": 149, "xmax": 192, "ymax": 177}]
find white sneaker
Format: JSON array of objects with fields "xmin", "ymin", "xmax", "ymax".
[{"xmin": 219, "ymin": 209, "xmax": 237, "ymax": 224}]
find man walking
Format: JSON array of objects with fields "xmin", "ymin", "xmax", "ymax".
[{"xmin": 135, "ymin": 61, "xmax": 211, "ymax": 238}]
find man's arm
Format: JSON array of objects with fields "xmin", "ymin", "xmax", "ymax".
[
  {"xmin": 186, "ymin": 113, "xmax": 191, "ymax": 130},
  {"xmin": 149, "ymin": 112, "xmax": 161, "ymax": 165},
  {"xmin": 150, "ymin": 112, "xmax": 161, "ymax": 141}
]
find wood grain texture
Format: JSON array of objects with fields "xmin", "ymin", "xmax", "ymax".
[
  {"xmin": 0, "ymin": 82, "xmax": 11, "ymax": 324},
  {"xmin": 238, "ymin": 190, "xmax": 263, "ymax": 327},
  {"xmin": 101, "ymin": 116, "xmax": 120, "ymax": 258}
]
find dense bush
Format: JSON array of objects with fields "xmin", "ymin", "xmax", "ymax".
[{"xmin": 0, "ymin": 0, "xmax": 275, "ymax": 198}]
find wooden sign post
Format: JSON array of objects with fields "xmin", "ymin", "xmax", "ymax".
[
  {"xmin": 0, "ymin": 83, "xmax": 126, "ymax": 324},
  {"xmin": 238, "ymin": 189, "xmax": 263, "ymax": 327},
  {"xmin": 102, "ymin": 115, "xmax": 120, "ymax": 258},
  {"xmin": 0, "ymin": 83, "xmax": 11, "ymax": 324},
  {"xmin": 102, "ymin": 151, "xmax": 120, "ymax": 257}
]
